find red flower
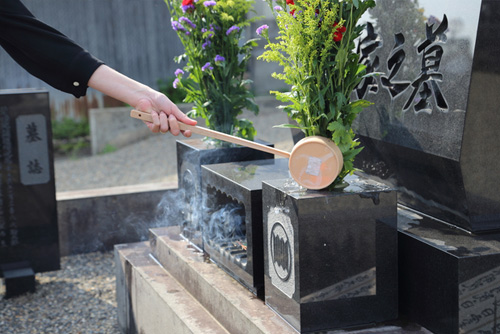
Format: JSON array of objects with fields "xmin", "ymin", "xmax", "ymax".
[
  {"xmin": 182, "ymin": 0, "xmax": 193, "ymax": 6},
  {"xmin": 290, "ymin": 9, "xmax": 296, "ymax": 16},
  {"xmin": 332, "ymin": 22, "xmax": 346, "ymax": 42},
  {"xmin": 286, "ymin": 0, "xmax": 294, "ymax": 4}
]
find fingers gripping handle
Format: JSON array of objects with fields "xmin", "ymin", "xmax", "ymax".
[{"xmin": 130, "ymin": 109, "xmax": 291, "ymax": 158}]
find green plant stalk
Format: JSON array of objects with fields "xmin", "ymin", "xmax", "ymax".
[{"xmin": 259, "ymin": 0, "xmax": 375, "ymax": 187}]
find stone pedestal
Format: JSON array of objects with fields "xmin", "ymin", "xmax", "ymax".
[
  {"xmin": 115, "ymin": 226, "xmax": 432, "ymax": 334},
  {"xmin": 398, "ymin": 207, "xmax": 500, "ymax": 334},
  {"xmin": 262, "ymin": 174, "xmax": 399, "ymax": 332},
  {"xmin": 176, "ymin": 138, "xmax": 273, "ymax": 249}
]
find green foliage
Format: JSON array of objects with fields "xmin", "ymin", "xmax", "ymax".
[
  {"xmin": 51, "ymin": 117, "xmax": 89, "ymax": 140},
  {"xmin": 165, "ymin": 0, "xmax": 262, "ymax": 140},
  {"xmin": 258, "ymin": 0, "xmax": 375, "ymax": 187},
  {"xmin": 52, "ymin": 118, "xmax": 90, "ymax": 157},
  {"xmin": 100, "ymin": 144, "xmax": 117, "ymax": 155}
]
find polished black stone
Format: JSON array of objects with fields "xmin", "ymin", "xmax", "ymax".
[
  {"xmin": 201, "ymin": 159, "xmax": 290, "ymax": 298},
  {"xmin": 398, "ymin": 206, "xmax": 500, "ymax": 334},
  {"xmin": 354, "ymin": 0, "xmax": 500, "ymax": 232},
  {"xmin": 262, "ymin": 174, "xmax": 398, "ymax": 332},
  {"xmin": 0, "ymin": 89, "xmax": 60, "ymax": 276},
  {"xmin": 0, "ymin": 261, "xmax": 35, "ymax": 298},
  {"xmin": 176, "ymin": 139, "xmax": 273, "ymax": 249}
]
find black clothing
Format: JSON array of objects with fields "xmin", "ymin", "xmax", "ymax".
[{"xmin": 0, "ymin": 0, "xmax": 104, "ymax": 97}]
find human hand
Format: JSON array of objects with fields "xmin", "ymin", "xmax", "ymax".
[
  {"xmin": 87, "ymin": 65, "xmax": 197, "ymax": 137},
  {"xmin": 135, "ymin": 93, "xmax": 197, "ymax": 137}
]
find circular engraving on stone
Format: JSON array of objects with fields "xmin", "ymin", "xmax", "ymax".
[
  {"xmin": 270, "ymin": 222, "xmax": 292, "ymax": 281},
  {"xmin": 267, "ymin": 207, "xmax": 295, "ymax": 298}
]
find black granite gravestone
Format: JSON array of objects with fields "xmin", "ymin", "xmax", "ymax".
[
  {"xmin": 354, "ymin": 0, "xmax": 497, "ymax": 233},
  {"xmin": 0, "ymin": 89, "xmax": 60, "ymax": 297},
  {"xmin": 354, "ymin": 1, "xmax": 500, "ymax": 333}
]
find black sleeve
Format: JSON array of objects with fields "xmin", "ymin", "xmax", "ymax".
[{"xmin": 0, "ymin": 0, "xmax": 104, "ymax": 97}]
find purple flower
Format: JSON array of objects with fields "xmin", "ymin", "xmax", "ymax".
[
  {"xmin": 201, "ymin": 28, "xmax": 214, "ymax": 38},
  {"xmin": 181, "ymin": 4, "xmax": 195, "ymax": 12},
  {"xmin": 202, "ymin": 40, "xmax": 212, "ymax": 49},
  {"xmin": 226, "ymin": 25, "xmax": 240, "ymax": 36},
  {"xmin": 273, "ymin": 5, "xmax": 283, "ymax": 11},
  {"xmin": 174, "ymin": 68, "xmax": 184, "ymax": 77},
  {"xmin": 204, "ymin": 0, "xmax": 216, "ymax": 6},
  {"xmin": 256, "ymin": 24, "xmax": 269, "ymax": 36},
  {"xmin": 173, "ymin": 78, "xmax": 181, "ymax": 89},
  {"xmin": 179, "ymin": 17, "xmax": 196, "ymax": 29},
  {"xmin": 201, "ymin": 62, "xmax": 213, "ymax": 71},
  {"xmin": 214, "ymin": 54, "xmax": 225, "ymax": 62},
  {"xmin": 171, "ymin": 21, "xmax": 185, "ymax": 32}
]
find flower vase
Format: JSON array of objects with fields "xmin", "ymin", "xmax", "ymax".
[{"xmin": 263, "ymin": 173, "xmax": 398, "ymax": 332}]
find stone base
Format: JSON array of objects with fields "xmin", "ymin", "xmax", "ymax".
[
  {"xmin": 398, "ymin": 207, "xmax": 500, "ymax": 334},
  {"xmin": 0, "ymin": 261, "xmax": 35, "ymax": 299},
  {"xmin": 115, "ymin": 226, "xmax": 433, "ymax": 334}
]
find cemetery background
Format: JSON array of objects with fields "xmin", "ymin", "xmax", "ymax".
[{"xmin": 2, "ymin": 0, "xmax": 500, "ymax": 333}]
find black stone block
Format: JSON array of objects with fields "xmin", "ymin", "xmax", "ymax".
[
  {"xmin": 201, "ymin": 159, "xmax": 290, "ymax": 298},
  {"xmin": 398, "ymin": 207, "xmax": 500, "ymax": 334},
  {"xmin": 354, "ymin": 1, "xmax": 500, "ymax": 232},
  {"xmin": 262, "ymin": 174, "xmax": 398, "ymax": 332},
  {"xmin": 1, "ymin": 261, "xmax": 35, "ymax": 299},
  {"xmin": 176, "ymin": 138, "xmax": 273, "ymax": 249}
]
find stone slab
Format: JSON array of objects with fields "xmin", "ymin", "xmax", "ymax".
[
  {"xmin": 114, "ymin": 241, "xmax": 229, "ymax": 334},
  {"xmin": 398, "ymin": 206, "xmax": 500, "ymax": 334}
]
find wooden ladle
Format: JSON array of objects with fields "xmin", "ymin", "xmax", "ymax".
[{"xmin": 130, "ymin": 109, "xmax": 343, "ymax": 190}]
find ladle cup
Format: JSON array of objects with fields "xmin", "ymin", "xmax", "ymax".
[{"xmin": 130, "ymin": 109, "xmax": 343, "ymax": 190}]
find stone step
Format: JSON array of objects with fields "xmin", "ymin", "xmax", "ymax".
[
  {"xmin": 149, "ymin": 226, "xmax": 297, "ymax": 334},
  {"xmin": 148, "ymin": 226, "xmax": 433, "ymax": 334},
  {"xmin": 114, "ymin": 241, "xmax": 229, "ymax": 334}
]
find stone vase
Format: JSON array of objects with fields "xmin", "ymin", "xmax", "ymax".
[{"xmin": 262, "ymin": 173, "xmax": 398, "ymax": 332}]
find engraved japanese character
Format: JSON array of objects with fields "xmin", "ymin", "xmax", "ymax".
[
  {"xmin": 356, "ymin": 22, "xmax": 382, "ymax": 99},
  {"xmin": 26, "ymin": 122, "xmax": 42, "ymax": 143},
  {"xmin": 381, "ymin": 33, "xmax": 411, "ymax": 99},
  {"xmin": 27, "ymin": 159, "xmax": 43, "ymax": 174},
  {"xmin": 404, "ymin": 15, "xmax": 449, "ymax": 113}
]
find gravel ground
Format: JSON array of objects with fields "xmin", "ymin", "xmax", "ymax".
[{"xmin": 0, "ymin": 251, "xmax": 119, "ymax": 334}]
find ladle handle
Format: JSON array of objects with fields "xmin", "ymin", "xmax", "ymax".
[{"xmin": 130, "ymin": 109, "xmax": 291, "ymax": 158}]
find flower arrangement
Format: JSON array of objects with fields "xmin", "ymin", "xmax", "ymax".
[
  {"xmin": 165, "ymin": 0, "xmax": 261, "ymax": 140},
  {"xmin": 258, "ymin": 0, "xmax": 376, "ymax": 187}
]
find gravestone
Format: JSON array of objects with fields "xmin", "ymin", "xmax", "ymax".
[
  {"xmin": 0, "ymin": 89, "xmax": 60, "ymax": 297},
  {"xmin": 354, "ymin": 0, "xmax": 496, "ymax": 233},
  {"xmin": 354, "ymin": 1, "xmax": 500, "ymax": 333}
]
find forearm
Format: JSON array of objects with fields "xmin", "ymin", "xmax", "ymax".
[{"xmin": 88, "ymin": 65, "xmax": 155, "ymax": 107}]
